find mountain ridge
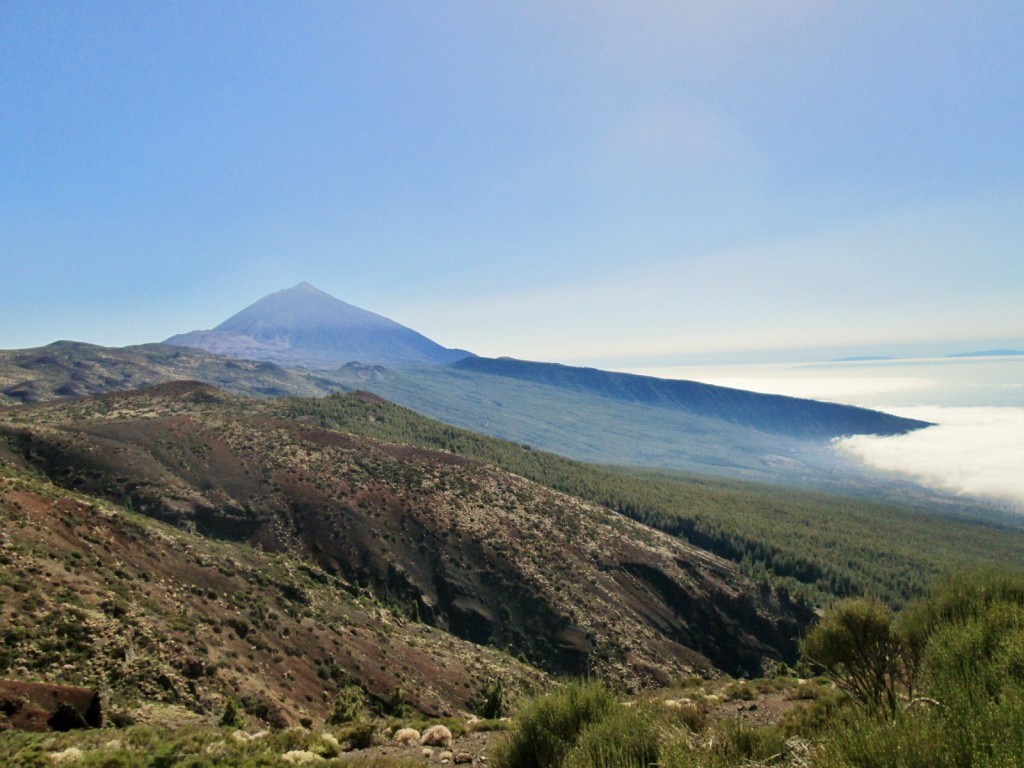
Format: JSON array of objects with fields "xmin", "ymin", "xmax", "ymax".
[
  {"xmin": 0, "ymin": 340, "xmax": 344, "ymax": 405},
  {"xmin": 0, "ymin": 283, "xmax": 935, "ymax": 494},
  {"xmin": 449, "ymin": 356, "xmax": 930, "ymax": 440}
]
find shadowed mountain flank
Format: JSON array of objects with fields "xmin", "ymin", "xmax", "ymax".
[
  {"xmin": 450, "ymin": 357, "xmax": 931, "ymax": 440},
  {"xmin": 166, "ymin": 282, "xmax": 471, "ymax": 368},
  {"xmin": 0, "ymin": 384, "xmax": 807, "ymax": 684},
  {"xmin": 327, "ymin": 359, "xmax": 935, "ymax": 487}
]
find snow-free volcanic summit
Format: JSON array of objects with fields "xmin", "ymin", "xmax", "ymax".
[{"xmin": 165, "ymin": 282, "xmax": 471, "ymax": 369}]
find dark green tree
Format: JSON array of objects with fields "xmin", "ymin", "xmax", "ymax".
[{"xmin": 219, "ymin": 696, "xmax": 246, "ymax": 728}]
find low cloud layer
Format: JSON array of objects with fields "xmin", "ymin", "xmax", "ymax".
[{"xmin": 835, "ymin": 406, "xmax": 1024, "ymax": 508}]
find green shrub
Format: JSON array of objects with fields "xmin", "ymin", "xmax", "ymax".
[
  {"xmin": 816, "ymin": 712, "xmax": 955, "ymax": 768},
  {"xmin": 899, "ymin": 569, "xmax": 1024, "ymax": 640},
  {"xmin": 779, "ymin": 684, "xmax": 848, "ymax": 736},
  {"xmin": 659, "ymin": 699, "xmax": 707, "ymax": 734},
  {"xmin": 468, "ymin": 718, "xmax": 511, "ymax": 732},
  {"xmin": 724, "ymin": 681, "xmax": 756, "ymax": 701},
  {"xmin": 923, "ymin": 599, "xmax": 1024, "ymax": 709},
  {"xmin": 79, "ymin": 752, "xmax": 144, "ymax": 768},
  {"xmin": 329, "ymin": 685, "xmax": 365, "ymax": 725},
  {"xmin": 240, "ymin": 693, "xmax": 287, "ymax": 729},
  {"xmin": 337, "ymin": 720, "xmax": 376, "ymax": 750},
  {"xmin": 561, "ymin": 704, "xmax": 660, "ymax": 768},
  {"xmin": 309, "ymin": 731, "xmax": 341, "ymax": 758},
  {"xmin": 713, "ymin": 721, "xmax": 787, "ymax": 762},
  {"xmin": 371, "ymin": 686, "xmax": 408, "ymax": 718},
  {"xmin": 801, "ymin": 598, "xmax": 905, "ymax": 717},
  {"xmin": 490, "ymin": 681, "xmax": 617, "ymax": 768},
  {"xmin": 816, "ymin": 570, "xmax": 1024, "ymax": 768},
  {"xmin": 475, "ymin": 676, "xmax": 506, "ymax": 719},
  {"xmin": 219, "ymin": 696, "xmax": 246, "ymax": 728}
]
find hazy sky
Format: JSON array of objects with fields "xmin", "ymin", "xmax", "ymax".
[{"xmin": 2, "ymin": 2, "xmax": 1022, "ymax": 365}]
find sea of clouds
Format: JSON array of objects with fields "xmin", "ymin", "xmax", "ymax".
[
  {"xmin": 619, "ymin": 357, "xmax": 1024, "ymax": 510},
  {"xmin": 835, "ymin": 406, "xmax": 1024, "ymax": 508}
]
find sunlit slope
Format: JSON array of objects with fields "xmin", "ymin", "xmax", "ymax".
[{"xmin": 0, "ymin": 455, "xmax": 548, "ymax": 726}]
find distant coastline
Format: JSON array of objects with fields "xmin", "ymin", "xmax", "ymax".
[
  {"xmin": 831, "ymin": 350, "xmax": 1024, "ymax": 363},
  {"xmin": 946, "ymin": 349, "xmax": 1024, "ymax": 359}
]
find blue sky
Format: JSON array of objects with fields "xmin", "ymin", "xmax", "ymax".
[{"xmin": 2, "ymin": 1, "xmax": 1022, "ymax": 365}]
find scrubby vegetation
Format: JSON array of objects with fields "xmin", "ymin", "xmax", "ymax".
[
  {"xmin": 1, "ymin": 384, "xmax": 805, "ymax": 686},
  {"xmin": 801, "ymin": 598, "xmax": 904, "ymax": 717},
  {"xmin": 813, "ymin": 570, "xmax": 1024, "ymax": 767},
  {"xmin": 0, "ymin": 722, "xmax": 425, "ymax": 767},
  {"xmin": 490, "ymin": 679, "xmax": 793, "ymax": 768},
  {"xmin": 487, "ymin": 569, "xmax": 1024, "ymax": 768},
  {"xmin": 490, "ymin": 680, "xmax": 617, "ymax": 768},
  {"xmin": 0, "ymin": 455, "xmax": 549, "ymax": 729}
]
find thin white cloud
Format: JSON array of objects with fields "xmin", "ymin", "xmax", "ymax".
[{"xmin": 835, "ymin": 406, "xmax": 1024, "ymax": 507}]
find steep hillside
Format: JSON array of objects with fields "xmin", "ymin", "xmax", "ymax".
[
  {"xmin": 0, "ymin": 383, "xmax": 805, "ymax": 687},
  {"xmin": 4, "ymin": 384, "xmax": 1022, "ymax": 753},
  {"xmin": 0, "ymin": 341, "xmax": 343, "ymax": 406},
  {"xmin": 166, "ymin": 283, "xmax": 471, "ymax": 368}
]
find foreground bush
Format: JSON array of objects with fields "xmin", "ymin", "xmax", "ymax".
[
  {"xmin": 800, "ymin": 598, "xmax": 905, "ymax": 717},
  {"xmin": 490, "ymin": 681, "xmax": 617, "ymax": 768},
  {"xmin": 816, "ymin": 570, "xmax": 1024, "ymax": 767},
  {"xmin": 490, "ymin": 680, "xmax": 789, "ymax": 768},
  {"xmin": 561, "ymin": 704, "xmax": 659, "ymax": 768}
]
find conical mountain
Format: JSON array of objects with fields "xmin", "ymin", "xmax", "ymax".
[{"xmin": 165, "ymin": 282, "xmax": 470, "ymax": 368}]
